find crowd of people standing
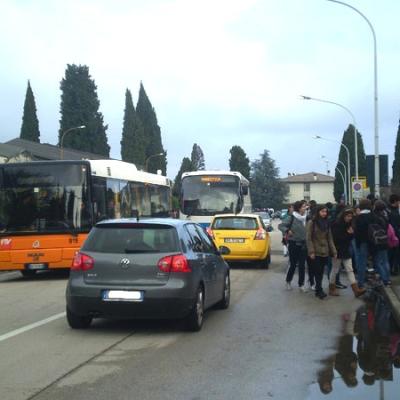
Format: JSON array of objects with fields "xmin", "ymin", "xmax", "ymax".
[{"xmin": 278, "ymin": 194, "xmax": 400, "ymax": 300}]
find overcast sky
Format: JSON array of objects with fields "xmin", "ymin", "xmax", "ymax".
[{"xmin": 1, "ymin": 0, "xmax": 399, "ymax": 180}]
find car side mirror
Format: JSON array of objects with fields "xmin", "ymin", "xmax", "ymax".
[
  {"xmin": 218, "ymin": 246, "xmax": 231, "ymax": 255},
  {"xmin": 242, "ymin": 186, "xmax": 248, "ymax": 196}
]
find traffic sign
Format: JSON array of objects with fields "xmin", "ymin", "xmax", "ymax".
[{"xmin": 352, "ymin": 180, "xmax": 364, "ymax": 199}]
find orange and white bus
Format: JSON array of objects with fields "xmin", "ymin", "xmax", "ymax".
[{"xmin": 0, "ymin": 159, "xmax": 171, "ymax": 276}]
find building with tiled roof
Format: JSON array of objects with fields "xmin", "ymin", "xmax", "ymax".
[
  {"xmin": 0, "ymin": 138, "xmax": 110, "ymax": 163},
  {"xmin": 280, "ymin": 172, "xmax": 335, "ymax": 204}
]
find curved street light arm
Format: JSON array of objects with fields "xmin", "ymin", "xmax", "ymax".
[{"xmin": 326, "ymin": 0, "xmax": 379, "ymax": 194}]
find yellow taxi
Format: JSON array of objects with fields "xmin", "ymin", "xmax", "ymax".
[{"xmin": 207, "ymin": 214, "xmax": 271, "ymax": 268}]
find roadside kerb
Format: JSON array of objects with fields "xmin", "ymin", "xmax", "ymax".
[{"xmin": 381, "ymin": 276, "xmax": 400, "ymax": 327}]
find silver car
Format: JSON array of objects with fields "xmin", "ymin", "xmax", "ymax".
[{"xmin": 66, "ymin": 218, "xmax": 230, "ymax": 331}]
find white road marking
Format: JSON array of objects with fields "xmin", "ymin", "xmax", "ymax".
[{"xmin": 0, "ymin": 312, "xmax": 66, "ymax": 342}]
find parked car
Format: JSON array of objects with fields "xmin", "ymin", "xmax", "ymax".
[
  {"xmin": 66, "ymin": 219, "xmax": 230, "ymax": 332},
  {"xmin": 207, "ymin": 214, "xmax": 271, "ymax": 268},
  {"xmin": 253, "ymin": 211, "xmax": 273, "ymax": 232}
]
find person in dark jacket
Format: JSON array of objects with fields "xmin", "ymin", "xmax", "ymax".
[
  {"xmin": 331, "ymin": 208, "xmax": 366, "ymax": 297},
  {"xmin": 353, "ymin": 199, "xmax": 374, "ymax": 288},
  {"xmin": 388, "ymin": 194, "xmax": 400, "ymax": 276},
  {"xmin": 372, "ymin": 200, "xmax": 391, "ymax": 286}
]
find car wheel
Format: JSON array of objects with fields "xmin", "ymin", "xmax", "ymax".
[
  {"xmin": 66, "ymin": 307, "xmax": 92, "ymax": 329},
  {"xmin": 259, "ymin": 251, "xmax": 271, "ymax": 269},
  {"xmin": 216, "ymin": 274, "xmax": 230, "ymax": 310},
  {"xmin": 20, "ymin": 270, "xmax": 37, "ymax": 278},
  {"xmin": 185, "ymin": 287, "xmax": 204, "ymax": 332}
]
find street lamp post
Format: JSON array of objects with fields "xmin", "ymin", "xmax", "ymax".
[
  {"xmin": 326, "ymin": 0, "xmax": 379, "ymax": 196},
  {"xmin": 145, "ymin": 152, "xmax": 164, "ymax": 172},
  {"xmin": 335, "ymin": 168, "xmax": 347, "ymax": 204},
  {"xmin": 314, "ymin": 135, "xmax": 352, "ymax": 205},
  {"xmin": 301, "ymin": 95, "xmax": 358, "ymax": 180},
  {"xmin": 337, "ymin": 159, "xmax": 348, "ymax": 204},
  {"xmin": 60, "ymin": 125, "xmax": 86, "ymax": 160}
]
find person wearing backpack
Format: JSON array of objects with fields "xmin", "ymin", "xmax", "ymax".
[
  {"xmin": 306, "ymin": 205, "xmax": 337, "ymax": 299},
  {"xmin": 278, "ymin": 200, "xmax": 308, "ymax": 292},
  {"xmin": 372, "ymin": 200, "xmax": 391, "ymax": 287},
  {"xmin": 353, "ymin": 199, "xmax": 374, "ymax": 289}
]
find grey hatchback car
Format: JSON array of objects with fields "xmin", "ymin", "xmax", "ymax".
[{"xmin": 66, "ymin": 218, "xmax": 230, "ymax": 331}]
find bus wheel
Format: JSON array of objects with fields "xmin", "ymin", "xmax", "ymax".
[
  {"xmin": 20, "ymin": 270, "xmax": 37, "ymax": 278},
  {"xmin": 66, "ymin": 307, "xmax": 92, "ymax": 329}
]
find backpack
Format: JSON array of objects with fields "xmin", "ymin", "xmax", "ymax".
[
  {"xmin": 367, "ymin": 223, "xmax": 388, "ymax": 247},
  {"xmin": 387, "ymin": 223, "xmax": 399, "ymax": 248}
]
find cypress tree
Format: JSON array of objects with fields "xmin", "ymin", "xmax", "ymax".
[
  {"xmin": 136, "ymin": 83, "xmax": 166, "ymax": 174},
  {"xmin": 334, "ymin": 124, "xmax": 367, "ymax": 201},
  {"xmin": 120, "ymin": 89, "xmax": 146, "ymax": 166},
  {"xmin": 59, "ymin": 64, "xmax": 110, "ymax": 156},
  {"xmin": 229, "ymin": 145, "xmax": 250, "ymax": 179},
  {"xmin": 191, "ymin": 143, "xmax": 205, "ymax": 170},
  {"xmin": 20, "ymin": 81, "xmax": 40, "ymax": 142},
  {"xmin": 392, "ymin": 120, "xmax": 400, "ymax": 189}
]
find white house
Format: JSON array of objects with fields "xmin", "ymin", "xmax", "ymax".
[{"xmin": 281, "ymin": 172, "xmax": 335, "ymax": 204}]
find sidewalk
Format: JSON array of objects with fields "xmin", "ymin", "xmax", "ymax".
[{"xmin": 382, "ymin": 274, "xmax": 400, "ymax": 326}]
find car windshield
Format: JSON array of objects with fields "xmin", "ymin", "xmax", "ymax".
[
  {"xmin": 181, "ymin": 175, "xmax": 240, "ymax": 216},
  {"xmin": 212, "ymin": 217, "xmax": 258, "ymax": 230},
  {"xmin": 254, "ymin": 212, "xmax": 269, "ymax": 219},
  {"xmin": 82, "ymin": 224, "xmax": 180, "ymax": 254}
]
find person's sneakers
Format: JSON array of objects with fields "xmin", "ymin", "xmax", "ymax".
[
  {"xmin": 300, "ymin": 285, "xmax": 309, "ymax": 293},
  {"xmin": 384, "ymin": 281, "xmax": 392, "ymax": 287},
  {"xmin": 285, "ymin": 282, "xmax": 292, "ymax": 290},
  {"xmin": 335, "ymin": 282, "xmax": 347, "ymax": 289},
  {"xmin": 310, "ymin": 284, "xmax": 316, "ymax": 291}
]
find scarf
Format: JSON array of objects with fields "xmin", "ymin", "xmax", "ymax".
[{"xmin": 293, "ymin": 211, "xmax": 307, "ymax": 226}]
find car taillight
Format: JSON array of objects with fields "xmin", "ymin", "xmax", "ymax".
[
  {"xmin": 157, "ymin": 254, "xmax": 191, "ymax": 273},
  {"xmin": 254, "ymin": 228, "xmax": 266, "ymax": 240},
  {"xmin": 71, "ymin": 252, "xmax": 94, "ymax": 271},
  {"xmin": 206, "ymin": 227, "xmax": 214, "ymax": 239}
]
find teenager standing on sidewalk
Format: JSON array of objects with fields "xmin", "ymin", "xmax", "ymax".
[
  {"xmin": 306, "ymin": 205, "xmax": 337, "ymax": 299},
  {"xmin": 331, "ymin": 209, "xmax": 366, "ymax": 297},
  {"xmin": 372, "ymin": 200, "xmax": 391, "ymax": 287},
  {"xmin": 279, "ymin": 200, "xmax": 308, "ymax": 291},
  {"xmin": 353, "ymin": 199, "xmax": 374, "ymax": 289}
]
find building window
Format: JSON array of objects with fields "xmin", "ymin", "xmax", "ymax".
[{"xmin": 304, "ymin": 183, "xmax": 310, "ymax": 192}]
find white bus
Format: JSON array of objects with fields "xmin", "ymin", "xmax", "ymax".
[
  {"xmin": 0, "ymin": 159, "xmax": 171, "ymax": 275},
  {"xmin": 179, "ymin": 170, "xmax": 251, "ymax": 228}
]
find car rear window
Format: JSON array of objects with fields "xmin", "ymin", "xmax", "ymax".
[
  {"xmin": 82, "ymin": 224, "xmax": 180, "ymax": 254},
  {"xmin": 212, "ymin": 217, "xmax": 258, "ymax": 230}
]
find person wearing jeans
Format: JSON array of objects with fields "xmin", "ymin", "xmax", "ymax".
[
  {"xmin": 354, "ymin": 199, "xmax": 374, "ymax": 289},
  {"xmin": 279, "ymin": 200, "xmax": 308, "ymax": 291},
  {"xmin": 372, "ymin": 200, "xmax": 391, "ymax": 286},
  {"xmin": 306, "ymin": 205, "xmax": 337, "ymax": 299}
]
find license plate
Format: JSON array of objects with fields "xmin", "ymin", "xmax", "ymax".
[
  {"xmin": 224, "ymin": 238, "xmax": 244, "ymax": 243},
  {"xmin": 26, "ymin": 263, "xmax": 48, "ymax": 270},
  {"xmin": 102, "ymin": 290, "xmax": 143, "ymax": 302}
]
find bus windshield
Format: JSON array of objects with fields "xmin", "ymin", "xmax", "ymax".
[
  {"xmin": 0, "ymin": 163, "xmax": 91, "ymax": 234},
  {"xmin": 181, "ymin": 175, "xmax": 240, "ymax": 216}
]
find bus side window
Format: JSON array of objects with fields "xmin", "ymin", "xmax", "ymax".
[{"xmin": 92, "ymin": 177, "xmax": 107, "ymax": 222}]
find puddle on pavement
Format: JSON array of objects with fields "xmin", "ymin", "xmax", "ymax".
[{"xmin": 307, "ymin": 289, "xmax": 400, "ymax": 400}]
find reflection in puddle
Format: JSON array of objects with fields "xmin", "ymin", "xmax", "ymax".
[{"xmin": 308, "ymin": 290, "xmax": 400, "ymax": 399}]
